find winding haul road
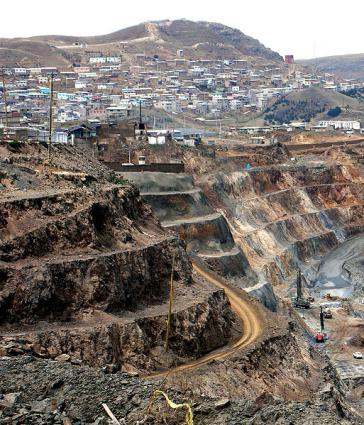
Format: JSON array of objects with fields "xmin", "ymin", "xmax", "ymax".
[{"xmin": 149, "ymin": 262, "xmax": 263, "ymax": 378}]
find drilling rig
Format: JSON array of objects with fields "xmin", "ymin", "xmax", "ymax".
[
  {"xmin": 293, "ymin": 270, "xmax": 311, "ymax": 309},
  {"xmin": 315, "ymin": 306, "xmax": 326, "ymax": 343}
]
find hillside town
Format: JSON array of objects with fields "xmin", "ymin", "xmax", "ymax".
[{"xmin": 1, "ymin": 50, "xmax": 364, "ymax": 147}]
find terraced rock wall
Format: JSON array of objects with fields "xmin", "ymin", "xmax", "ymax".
[
  {"xmin": 0, "ymin": 287, "xmax": 233, "ymax": 372},
  {"xmin": 203, "ymin": 164, "xmax": 364, "ymax": 292},
  {"xmin": 122, "ymin": 172, "xmax": 274, "ymax": 309},
  {"xmin": 0, "ymin": 144, "xmax": 240, "ymax": 374},
  {"xmin": 0, "ymin": 186, "xmax": 191, "ymax": 324}
]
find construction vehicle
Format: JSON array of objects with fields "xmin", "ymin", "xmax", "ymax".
[
  {"xmin": 323, "ymin": 308, "xmax": 332, "ymax": 319},
  {"xmin": 293, "ymin": 270, "xmax": 311, "ymax": 309}
]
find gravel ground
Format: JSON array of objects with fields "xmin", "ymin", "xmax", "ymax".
[{"xmin": 0, "ymin": 356, "xmax": 361, "ymax": 424}]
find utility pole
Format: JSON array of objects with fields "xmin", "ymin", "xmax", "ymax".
[
  {"xmin": 48, "ymin": 73, "xmax": 54, "ymax": 160},
  {"xmin": 165, "ymin": 254, "xmax": 175, "ymax": 352},
  {"xmin": 1, "ymin": 69, "xmax": 9, "ymax": 138}
]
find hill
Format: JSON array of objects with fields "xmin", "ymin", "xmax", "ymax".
[
  {"xmin": 299, "ymin": 54, "xmax": 364, "ymax": 80},
  {"xmin": 0, "ymin": 20, "xmax": 282, "ymax": 67},
  {"xmin": 0, "ymin": 39, "xmax": 72, "ymax": 68},
  {"xmin": 264, "ymin": 87, "xmax": 364, "ymax": 124}
]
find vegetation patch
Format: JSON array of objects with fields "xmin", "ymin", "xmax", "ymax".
[
  {"xmin": 327, "ymin": 106, "xmax": 342, "ymax": 118},
  {"xmin": 265, "ymin": 97, "xmax": 327, "ymax": 124}
]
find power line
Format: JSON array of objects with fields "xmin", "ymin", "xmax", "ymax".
[{"xmin": 48, "ymin": 73, "xmax": 54, "ymax": 160}]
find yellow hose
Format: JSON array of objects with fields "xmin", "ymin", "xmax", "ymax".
[{"xmin": 148, "ymin": 390, "xmax": 194, "ymax": 425}]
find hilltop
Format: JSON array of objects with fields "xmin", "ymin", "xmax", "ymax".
[
  {"xmin": 299, "ymin": 53, "xmax": 364, "ymax": 80},
  {"xmin": 0, "ymin": 19, "xmax": 282, "ymax": 67}
]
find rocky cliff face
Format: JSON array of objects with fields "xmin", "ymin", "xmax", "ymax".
[
  {"xmin": 0, "ymin": 142, "xmax": 235, "ymax": 371},
  {"xmin": 0, "ymin": 185, "xmax": 190, "ymax": 324},
  {"xmin": 0, "ymin": 287, "xmax": 233, "ymax": 371}
]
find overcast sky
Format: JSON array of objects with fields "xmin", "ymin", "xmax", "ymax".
[{"xmin": 1, "ymin": 0, "xmax": 363, "ymax": 59}]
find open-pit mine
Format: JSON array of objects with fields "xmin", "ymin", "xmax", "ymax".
[{"xmin": 1, "ymin": 139, "xmax": 364, "ymax": 424}]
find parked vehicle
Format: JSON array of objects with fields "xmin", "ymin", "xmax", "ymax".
[{"xmin": 323, "ymin": 308, "xmax": 332, "ymax": 319}]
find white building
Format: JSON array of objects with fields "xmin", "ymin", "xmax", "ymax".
[
  {"xmin": 89, "ymin": 56, "xmax": 121, "ymax": 64},
  {"xmin": 28, "ymin": 68, "xmax": 42, "ymax": 75},
  {"xmin": 106, "ymin": 105, "xmax": 132, "ymax": 120},
  {"xmin": 318, "ymin": 120, "xmax": 361, "ymax": 130},
  {"xmin": 148, "ymin": 135, "xmax": 167, "ymax": 145},
  {"xmin": 211, "ymin": 95, "xmax": 229, "ymax": 112},
  {"xmin": 57, "ymin": 92, "xmax": 76, "ymax": 101},
  {"xmin": 78, "ymin": 72, "xmax": 98, "ymax": 79},
  {"xmin": 14, "ymin": 68, "xmax": 28, "ymax": 76},
  {"xmin": 157, "ymin": 100, "xmax": 182, "ymax": 113},
  {"xmin": 75, "ymin": 81, "xmax": 87, "ymax": 89},
  {"xmin": 52, "ymin": 132, "xmax": 68, "ymax": 143}
]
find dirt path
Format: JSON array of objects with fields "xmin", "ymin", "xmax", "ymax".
[
  {"xmin": 148, "ymin": 262, "xmax": 263, "ymax": 378},
  {"xmin": 140, "ymin": 189, "xmax": 201, "ymax": 196},
  {"xmin": 163, "ymin": 212, "xmax": 222, "ymax": 227}
]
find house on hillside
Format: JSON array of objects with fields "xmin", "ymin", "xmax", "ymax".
[{"xmin": 65, "ymin": 123, "xmax": 99, "ymax": 142}]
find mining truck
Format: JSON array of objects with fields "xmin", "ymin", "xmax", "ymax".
[
  {"xmin": 293, "ymin": 270, "xmax": 311, "ymax": 309},
  {"xmin": 323, "ymin": 308, "xmax": 332, "ymax": 319}
]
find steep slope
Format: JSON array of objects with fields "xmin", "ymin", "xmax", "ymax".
[
  {"xmin": 199, "ymin": 161, "xmax": 364, "ymax": 292},
  {"xmin": 139, "ymin": 20, "xmax": 282, "ymax": 61}
]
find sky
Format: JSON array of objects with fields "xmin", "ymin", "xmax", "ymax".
[{"xmin": 1, "ymin": 0, "xmax": 363, "ymax": 59}]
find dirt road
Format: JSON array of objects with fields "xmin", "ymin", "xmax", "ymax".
[{"xmin": 148, "ymin": 262, "xmax": 263, "ymax": 378}]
